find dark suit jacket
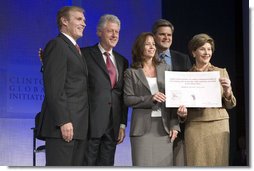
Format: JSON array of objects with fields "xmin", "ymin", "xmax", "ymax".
[
  {"xmin": 38, "ymin": 33, "xmax": 89, "ymax": 140},
  {"xmin": 171, "ymin": 50, "xmax": 192, "ymax": 71},
  {"xmin": 81, "ymin": 44, "xmax": 129, "ymax": 139},
  {"xmin": 124, "ymin": 63, "xmax": 180, "ymax": 136}
]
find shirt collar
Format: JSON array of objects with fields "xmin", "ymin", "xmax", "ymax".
[
  {"xmin": 61, "ymin": 32, "xmax": 77, "ymax": 46},
  {"xmin": 159, "ymin": 49, "xmax": 171, "ymax": 58},
  {"xmin": 98, "ymin": 43, "xmax": 113, "ymax": 55}
]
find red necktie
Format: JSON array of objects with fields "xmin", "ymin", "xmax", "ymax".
[
  {"xmin": 104, "ymin": 52, "xmax": 117, "ymax": 88},
  {"xmin": 75, "ymin": 44, "xmax": 81, "ymax": 55}
]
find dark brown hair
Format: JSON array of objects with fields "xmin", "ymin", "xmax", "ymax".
[
  {"xmin": 131, "ymin": 32, "xmax": 160, "ymax": 68},
  {"xmin": 152, "ymin": 19, "xmax": 174, "ymax": 34}
]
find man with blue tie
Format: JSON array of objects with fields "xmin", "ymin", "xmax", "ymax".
[
  {"xmin": 160, "ymin": 51, "xmax": 172, "ymax": 69},
  {"xmin": 152, "ymin": 19, "xmax": 192, "ymax": 166},
  {"xmin": 152, "ymin": 19, "xmax": 191, "ymax": 71}
]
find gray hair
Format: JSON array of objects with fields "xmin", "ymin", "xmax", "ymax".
[{"xmin": 96, "ymin": 14, "xmax": 121, "ymax": 32}]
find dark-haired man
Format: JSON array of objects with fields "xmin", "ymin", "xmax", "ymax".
[{"xmin": 152, "ymin": 19, "xmax": 192, "ymax": 166}]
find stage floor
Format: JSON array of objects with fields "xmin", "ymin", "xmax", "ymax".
[{"xmin": 0, "ymin": 118, "xmax": 132, "ymax": 166}]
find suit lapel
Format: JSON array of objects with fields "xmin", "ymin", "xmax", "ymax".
[
  {"xmin": 91, "ymin": 46, "xmax": 125, "ymax": 88},
  {"xmin": 135, "ymin": 68, "xmax": 150, "ymax": 92},
  {"xmin": 156, "ymin": 63, "xmax": 167, "ymax": 92},
  {"xmin": 132, "ymin": 64, "xmax": 167, "ymax": 93},
  {"xmin": 59, "ymin": 34, "xmax": 86, "ymax": 70},
  {"xmin": 113, "ymin": 52, "xmax": 122, "ymax": 86},
  {"xmin": 171, "ymin": 50, "xmax": 177, "ymax": 71},
  {"xmin": 90, "ymin": 45, "xmax": 109, "ymax": 75}
]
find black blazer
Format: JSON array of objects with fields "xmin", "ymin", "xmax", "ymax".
[
  {"xmin": 171, "ymin": 50, "xmax": 192, "ymax": 71},
  {"xmin": 170, "ymin": 50, "xmax": 192, "ymax": 139},
  {"xmin": 81, "ymin": 44, "xmax": 129, "ymax": 139},
  {"xmin": 38, "ymin": 33, "xmax": 89, "ymax": 140}
]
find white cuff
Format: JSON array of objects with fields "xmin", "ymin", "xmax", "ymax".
[{"xmin": 120, "ymin": 124, "xmax": 126, "ymax": 129}]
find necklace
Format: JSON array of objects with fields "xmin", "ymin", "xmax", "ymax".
[{"xmin": 143, "ymin": 66, "xmax": 156, "ymax": 77}]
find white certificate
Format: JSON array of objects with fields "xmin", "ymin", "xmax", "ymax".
[{"xmin": 165, "ymin": 71, "xmax": 222, "ymax": 108}]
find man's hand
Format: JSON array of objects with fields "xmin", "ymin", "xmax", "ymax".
[
  {"xmin": 60, "ymin": 122, "xmax": 73, "ymax": 142},
  {"xmin": 117, "ymin": 128, "xmax": 125, "ymax": 144},
  {"xmin": 38, "ymin": 48, "xmax": 43, "ymax": 63}
]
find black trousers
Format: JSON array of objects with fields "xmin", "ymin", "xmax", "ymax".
[
  {"xmin": 86, "ymin": 125, "xmax": 117, "ymax": 166},
  {"xmin": 45, "ymin": 138, "xmax": 87, "ymax": 166}
]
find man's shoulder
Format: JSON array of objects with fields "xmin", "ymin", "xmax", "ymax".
[
  {"xmin": 46, "ymin": 37, "xmax": 59, "ymax": 45},
  {"xmin": 81, "ymin": 44, "xmax": 98, "ymax": 53},
  {"xmin": 113, "ymin": 50, "xmax": 128, "ymax": 62},
  {"xmin": 81, "ymin": 44, "xmax": 96, "ymax": 49},
  {"xmin": 170, "ymin": 49, "xmax": 188, "ymax": 57},
  {"xmin": 45, "ymin": 35, "xmax": 67, "ymax": 47},
  {"xmin": 44, "ymin": 36, "xmax": 65, "ymax": 51}
]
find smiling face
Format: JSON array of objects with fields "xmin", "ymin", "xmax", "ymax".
[
  {"xmin": 154, "ymin": 26, "xmax": 173, "ymax": 52},
  {"xmin": 143, "ymin": 35, "xmax": 156, "ymax": 61},
  {"xmin": 97, "ymin": 21, "xmax": 120, "ymax": 51},
  {"xmin": 192, "ymin": 42, "xmax": 213, "ymax": 68},
  {"xmin": 188, "ymin": 33, "xmax": 215, "ymax": 69},
  {"xmin": 61, "ymin": 10, "xmax": 86, "ymax": 41}
]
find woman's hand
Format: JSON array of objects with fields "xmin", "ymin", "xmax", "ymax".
[
  {"xmin": 152, "ymin": 92, "xmax": 166, "ymax": 103},
  {"xmin": 169, "ymin": 129, "xmax": 178, "ymax": 143},
  {"xmin": 219, "ymin": 78, "xmax": 232, "ymax": 98},
  {"xmin": 177, "ymin": 105, "xmax": 187, "ymax": 118}
]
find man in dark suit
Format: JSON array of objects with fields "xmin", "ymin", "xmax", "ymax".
[
  {"xmin": 152, "ymin": 19, "xmax": 192, "ymax": 166},
  {"xmin": 37, "ymin": 6, "xmax": 89, "ymax": 166},
  {"xmin": 81, "ymin": 14, "xmax": 129, "ymax": 166}
]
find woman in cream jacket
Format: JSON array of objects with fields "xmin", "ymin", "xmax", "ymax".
[{"xmin": 178, "ymin": 33, "xmax": 236, "ymax": 166}]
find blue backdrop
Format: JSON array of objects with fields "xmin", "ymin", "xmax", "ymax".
[{"xmin": 0, "ymin": 0, "xmax": 161, "ymax": 119}]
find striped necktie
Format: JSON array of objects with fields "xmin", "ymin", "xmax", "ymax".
[
  {"xmin": 104, "ymin": 52, "xmax": 117, "ymax": 88},
  {"xmin": 75, "ymin": 44, "xmax": 81, "ymax": 55}
]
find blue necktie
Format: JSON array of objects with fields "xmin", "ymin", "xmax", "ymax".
[{"xmin": 161, "ymin": 53, "xmax": 172, "ymax": 66}]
